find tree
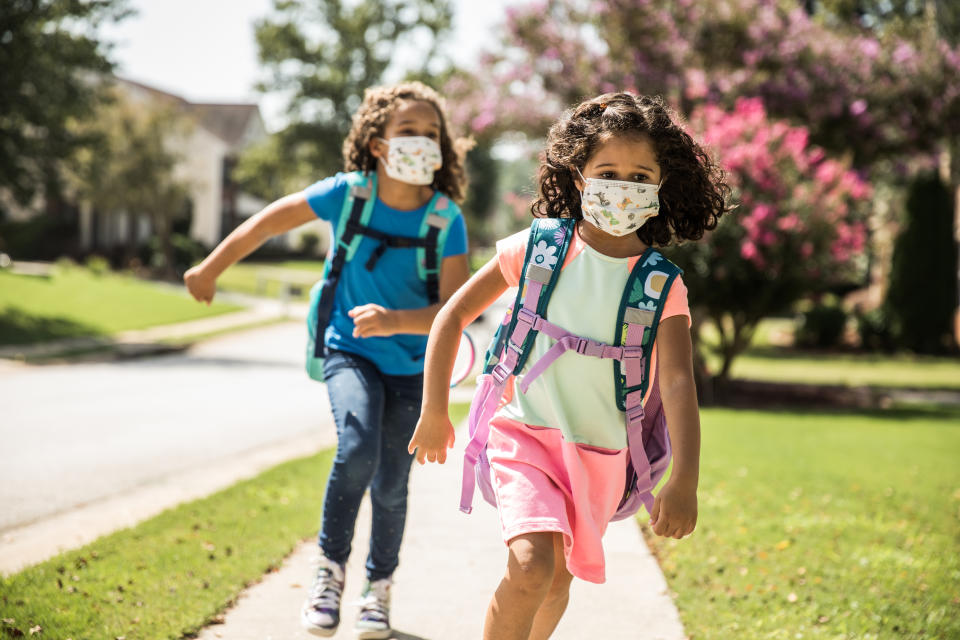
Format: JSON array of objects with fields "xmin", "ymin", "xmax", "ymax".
[
  {"xmin": 0, "ymin": 0, "xmax": 130, "ymax": 210},
  {"xmin": 237, "ymin": 0, "xmax": 454, "ymax": 201},
  {"xmin": 673, "ymin": 99, "xmax": 871, "ymax": 384},
  {"xmin": 67, "ymin": 89, "xmax": 192, "ymax": 278},
  {"xmin": 884, "ymin": 173, "xmax": 958, "ymax": 353}
]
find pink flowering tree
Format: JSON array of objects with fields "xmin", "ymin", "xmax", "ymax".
[{"xmin": 673, "ymin": 99, "xmax": 871, "ymax": 382}]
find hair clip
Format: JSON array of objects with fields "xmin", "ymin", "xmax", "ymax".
[{"xmin": 599, "ymin": 102, "xmax": 608, "ymax": 109}]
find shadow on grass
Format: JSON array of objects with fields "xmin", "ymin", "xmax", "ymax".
[
  {"xmin": 0, "ymin": 306, "xmax": 103, "ymax": 346},
  {"xmin": 740, "ymin": 344, "xmax": 958, "ymax": 365}
]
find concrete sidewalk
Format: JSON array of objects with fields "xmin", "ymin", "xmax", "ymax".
[{"xmin": 197, "ymin": 426, "xmax": 687, "ymax": 640}]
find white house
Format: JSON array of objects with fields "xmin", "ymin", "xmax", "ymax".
[{"xmin": 77, "ymin": 77, "xmax": 326, "ymax": 254}]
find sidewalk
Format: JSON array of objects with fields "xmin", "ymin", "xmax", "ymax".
[{"xmin": 196, "ymin": 423, "xmax": 687, "ymax": 640}]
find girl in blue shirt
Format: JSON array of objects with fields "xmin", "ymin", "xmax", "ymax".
[{"xmin": 185, "ymin": 82, "xmax": 471, "ymax": 639}]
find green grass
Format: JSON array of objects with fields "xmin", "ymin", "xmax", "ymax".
[
  {"xmin": 0, "ymin": 401, "xmax": 470, "ymax": 640},
  {"xmin": 642, "ymin": 407, "xmax": 960, "ymax": 640},
  {"xmin": 0, "ymin": 268, "xmax": 242, "ymax": 346},
  {"xmin": 727, "ymin": 349, "xmax": 960, "ymax": 390},
  {"xmin": 215, "ymin": 260, "xmax": 325, "ymax": 301},
  {"xmin": 700, "ymin": 318, "xmax": 960, "ymax": 390}
]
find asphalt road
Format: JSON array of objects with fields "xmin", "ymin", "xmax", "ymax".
[{"xmin": 0, "ymin": 322, "xmax": 333, "ymax": 531}]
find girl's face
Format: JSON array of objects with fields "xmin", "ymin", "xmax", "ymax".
[
  {"xmin": 370, "ymin": 100, "xmax": 442, "ymax": 158},
  {"xmin": 574, "ymin": 134, "xmax": 661, "ymax": 188}
]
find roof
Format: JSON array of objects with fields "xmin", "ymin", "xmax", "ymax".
[{"xmin": 114, "ymin": 76, "xmax": 263, "ymax": 147}]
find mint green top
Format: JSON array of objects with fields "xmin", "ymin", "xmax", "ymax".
[{"xmin": 495, "ymin": 228, "xmax": 689, "ymax": 450}]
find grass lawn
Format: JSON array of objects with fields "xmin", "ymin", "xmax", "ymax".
[
  {"xmin": 215, "ymin": 260, "xmax": 325, "ymax": 301},
  {"xmin": 700, "ymin": 318, "xmax": 960, "ymax": 390},
  {"xmin": 0, "ymin": 402, "xmax": 471, "ymax": 640},
  {"xmin": 0, "ymin": 268, "xmax": 242, "ymax": 346},
  {"xmin": 642, "ymin": 406, "xmax": 960, "ymax": 640}
]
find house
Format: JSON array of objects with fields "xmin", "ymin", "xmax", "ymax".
[{"xmin": 77, "ymin": 77, "xmax": 325, "ymax": 254}]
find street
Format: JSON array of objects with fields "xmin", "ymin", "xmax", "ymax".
[{"xmin": 1, "ymin": 321, "xmax": 332, "ymax": 532}]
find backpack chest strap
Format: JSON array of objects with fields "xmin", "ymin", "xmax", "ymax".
[{"xmin": 515, "ymin": 312, "xmax": 645, "ymax": 394}]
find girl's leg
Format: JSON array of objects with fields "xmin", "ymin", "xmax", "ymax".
[
  {"xmin": 318, "ymin": 350, "xmax": 386, "ymax": 564},
  {"xmin": 365, "ymin": 370, "xmax": 423, "ymax": 580},
  {"xmin": 527, "ymin": 533, "xmax": 574, "ymax": 640},
  {"xmin": 483, "ymin": 532, "xmax": 558, "ymax": 640}
]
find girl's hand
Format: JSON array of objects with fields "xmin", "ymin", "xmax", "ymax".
[
  {"xmin": 408, "ymin": 411, "xmax": 456, "ymax": 465},
  {"xmin": 184, "ymin": 265, "xmax": 216, "ymax": 305},
  {"xmin": 649, "ymin": 478, "xmax": 698, "ymax": 539},
  {"xmin": 349, "ymin": 304, "xmax": 397, "ymax": 338}
]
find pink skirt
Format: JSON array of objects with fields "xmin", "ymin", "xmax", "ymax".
[{"xmin": 486, "ymin": 415, "xmax": 630, "ymax": 583}]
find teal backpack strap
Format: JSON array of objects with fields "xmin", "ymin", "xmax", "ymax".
[
  {"xmin": 614, "ymin": 249, "xmax": 682, "ymax": 410},
  {"xmin": 333, "ymin": 171, "xmax": 377, "ymax": 264},
  {"xmin": 483, "ymin": 217, "xmax": 575, "ymax": 375},
  {"xmin": 416, "ymin": 193, "xmax": 460, "ymax": 304}
]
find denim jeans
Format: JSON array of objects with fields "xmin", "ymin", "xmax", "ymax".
[{"xmin": 319, "ymin": 349, "xmax": 423, "ymax": 581}]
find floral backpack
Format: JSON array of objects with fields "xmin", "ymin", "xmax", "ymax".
[{"xmin": 460, "ymin": 217, "xmax": 682, "ymax": 521}]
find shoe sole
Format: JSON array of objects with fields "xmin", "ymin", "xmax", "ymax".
[
  {"xmin": 301, "ymin": 608, "xmax": 338, "ymax": 637},
  {"xmin": 355, "ymin": 629, "xmax": 391, "ymax": 640}
]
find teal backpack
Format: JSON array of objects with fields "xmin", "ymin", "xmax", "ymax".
[
  {"xmin": 460, "ymin": 217, "xmax": 682, "ymax": 520},
  {"xmin": 305, "ymin": 171, "xmax": 460, "ymax": 380}
]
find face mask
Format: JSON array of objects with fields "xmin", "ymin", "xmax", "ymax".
[
  {"xmin": 378, "ymin": 136, "xmax": 442, "ymax": 185},
  {"xmin": 577, "ymin": 168, "xmax": 661, "ymax": 236}
]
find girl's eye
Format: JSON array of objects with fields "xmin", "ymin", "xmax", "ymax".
[
  {"xmin": 599, "ymin": 172, "xmax": 616, "ymax": 179},
  {"xmin": 633, "ymin": 174, "xmax": 650, "ymax": 182}
]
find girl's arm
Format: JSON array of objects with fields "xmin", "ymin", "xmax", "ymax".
[
  {"xmin": 184, "ymin": 193, "xmax": 317, "ymax": 304},
  {"xmin": 650, "ymin": 314, "xmax": 701, "ymax": 539},
  {"xmin": 408, "ymin": 256, "xmax": 509, "ymax": 464},
  {"xmin": 348, "ymin": 253, "xmax": 471, "ymax": 337}
]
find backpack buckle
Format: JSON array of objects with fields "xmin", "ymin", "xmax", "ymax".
[
  {"xmin": 626, "ymin": 404, "xmax": 645, "ymax": 423},
  {"xmin": 622, "ymin": 346, "xmax": 645, "ymax": 359},
  {"xmin": 491, "ymin": 362, "xmax": 511, "ymax": 384},
  {"xmin": 515, "ymin": 307, "xmax": 538, "ymax": 327}
]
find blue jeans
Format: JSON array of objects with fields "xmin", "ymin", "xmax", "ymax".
[{"xmin": 319, "ymin": 349, "xmax": 423, "ymax": 581}]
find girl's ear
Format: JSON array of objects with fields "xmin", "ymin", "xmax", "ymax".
[
  {"xmin": 369, "ymin": 137, "xmax": 386, "ymax": 160},
  {"xmin": 571, "ymin": 166, "xmax": 585, "ymax": 191}
]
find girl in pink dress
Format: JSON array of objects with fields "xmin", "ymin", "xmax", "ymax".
[{"xmin": 409, "ymin": 92, "xmax": 730, "ymax": 640}]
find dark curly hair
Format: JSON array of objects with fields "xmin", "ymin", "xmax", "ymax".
[
  {"xmin": 532, "ymin": 93, "xmax": 730, "ymax": 246},
  {"xmin": 342, "ymin": 82, "xmax": 473, "ymax": 203}
]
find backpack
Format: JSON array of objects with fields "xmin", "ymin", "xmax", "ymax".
[
  {"xmin": 460, "ymin": 217, "xmax": 682, "ymax": 521},
  {"xmin": 305, "ymin": 171, "xmax": 460, "ymax": 381}
]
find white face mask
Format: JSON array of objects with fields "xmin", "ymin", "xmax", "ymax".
[
  {"xmin": 577, "ymin": 168, "xmax": 661, "ymax": 236},
  {"xmin": 378, "ymin": 136, "xmax": 442, "ymax": 185}
]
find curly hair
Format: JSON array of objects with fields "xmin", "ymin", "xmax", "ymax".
[
  {"xmin": 532, "ymin": 93, "xmax": 730, "ymax": 246},
  {"xmin": 342, "ymin": 81, "xmax": 473, "ymax": 203}
]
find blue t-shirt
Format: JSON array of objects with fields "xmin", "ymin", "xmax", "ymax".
[{"xmin": 304, "ymin": 172, "xmax": 468, "ymax": 375}]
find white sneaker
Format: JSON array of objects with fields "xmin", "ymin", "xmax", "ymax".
[
  {"xmin": 354, "ymin": 577, "xmax": 392, "ymax": 639},
  {"xmin": 301, "ymin": 557, "xmax": 346, "ymax": 637}
]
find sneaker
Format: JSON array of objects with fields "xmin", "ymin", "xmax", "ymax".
[
  {"xmin": 354, "ymin": 577, "xmax": 392, "ymax": 639},
  {"xmin": 301, "ymin": 557, "xmax": 346, "ymax": 637}
]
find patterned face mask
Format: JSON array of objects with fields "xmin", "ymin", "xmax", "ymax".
[
  {"xmin": 378, "ymin": 136, "xmax": 442, "ymax": 185},
  {"xmin": 577, "ymin": 168, "xmax": 661, "ymax": 237}
]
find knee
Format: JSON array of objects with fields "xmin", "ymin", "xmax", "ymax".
[
  {"xmin": 544, "ymin": 567, "xmax": 573, "ymax": 603},
  {"xmin": 333, "ymin": 441, "xmax": 377, "ymax": 487},
  {"xmin": 504, "ymin": 535, "xmax": 555, "ymax": 597}
]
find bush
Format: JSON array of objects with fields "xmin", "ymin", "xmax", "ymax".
[
  {"xmin": 0, "ymin": 214, "xmax": 78, "ymax": 260},
  {"xmin": 796, "ymin": 301, "xmax": 847, "ymax": 349},
  {"xmin": 84, "ymin": 255, "xmax": 110, "ymax": 276},
  {"xmin": 856, "ymin": 307, "xmax": 895, "ymax": 352},
  {"xmin": 300, "ymin": 232, "xmax": 321, "ymax": 256}
]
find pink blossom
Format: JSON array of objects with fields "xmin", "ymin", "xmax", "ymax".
[
  {"xmin": 849, "ymin": 99, "xmax": 867, "ymax": 116},
  {"xmin": 741, "ymin": 241, "xmax": 759, "ymax": 261}
]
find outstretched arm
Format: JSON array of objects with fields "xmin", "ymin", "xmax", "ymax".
[
  {"xmin": 184, "ymin": 193, "xmax": 317, "ymax": 304},
  {"xmin": 408, "ymin": 256, "xmax": 509, "ymax": 464},
  {"xmin": 649, "ymin": 314, "xmax": 701, "ymax": 539}
]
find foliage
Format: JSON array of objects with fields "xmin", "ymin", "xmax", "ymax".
[
  {"xmin": 239, "ymin": 0, "xmax": 454, "ymax": 199},
  {"xmin": 670, "ymin": 98, "xmax": 870, "ymax": 380},
  {"xmin": 445, "ymin": 0, "xmax": 960, "ymax": 169},
  {"xmin": 884, "ymin": 172, "xmax": 959, "ymax": 354},
  {"xmin": 66, "ymin": 87, "xmax": 194, "ymax": 277},
  {"xmin": 0, "ymin": 212, "xmax": 78, "ymax": 260},
  {"xmin": 644, "ymin": 406, "xmax": 960, "ymax": 640},
  {"xmin": 0, "ymin": 0, "xmax": 131, "ymax": 206},
  {"xmin": 795, "ymin": 300, "xmax": 848, "ymax": 349}
]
